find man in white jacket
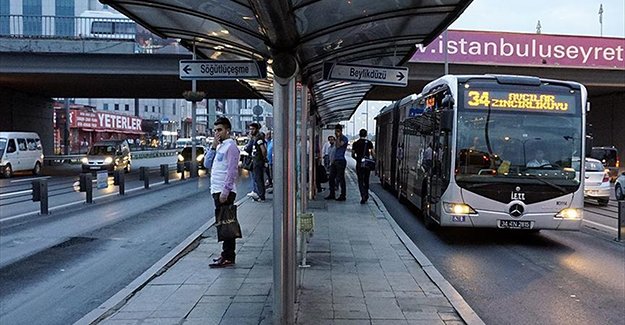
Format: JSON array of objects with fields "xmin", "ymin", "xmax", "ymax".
[{"xmin": 204, "ymin": 117, "xmax": 240, "ymax": 268}]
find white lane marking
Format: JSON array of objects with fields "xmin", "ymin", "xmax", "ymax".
[
  {"xmin": 10, "ymin": 176, "xmax": 51, "ymax": 183},
  {"xmin": 0, "ymin": 189, "xmax": 32, "ymax": 198},
  {"xmin": 582, "ymin": 219, "xmax": 617, "ymax": 232},
  {"xmin": 0, "ymin": 178, "xmax": 181, "ymax": 223}
]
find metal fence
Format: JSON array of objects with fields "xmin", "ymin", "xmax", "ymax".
[{"xmin": 0, "ymin": 14, "xmax": 135, "ymax": 40}]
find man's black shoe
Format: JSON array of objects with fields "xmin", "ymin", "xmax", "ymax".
[
  {"xmin": 209, "ymin": 259, "xmax": 234, "ymax": 268},
  {"xmin": 336, "ymin": 196, "xmax": 346, "ymax": 201},
  {"xmin": 325, "ymin": 195, "xmax": 335, "ymax": 200},
  {"xmin": 360, "ymin": 199, "xmax": 366, "ymax": 204}
]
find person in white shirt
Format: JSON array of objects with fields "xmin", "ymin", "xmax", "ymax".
[
  {"xmin": 204, "ymin": 117, "xmax": 240, "ymax": 268},
  {"xmin": 526, "ymin": 149, "xmax": 551, "ymax": 167}
]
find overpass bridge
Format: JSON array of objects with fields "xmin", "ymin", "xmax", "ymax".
[{"xmin": 1, "ymin": 29, "xmax": 623, "ymax": 162}]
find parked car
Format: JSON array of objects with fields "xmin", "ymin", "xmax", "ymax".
[
  {"xmin": 0, "ymin": 131, "xmax": 44, "ymax": 178},
  {"xmin": 615, "ymin": 172, "xmax": 625, "ymax": 201},
  {"xmin": 177, "ymin": 145, "xmax": 206, "ymax": 170},
  {"xmin": 590, "ymin": 146, "xmax": 619, "ymax": 182},
  {"xmin": 82, "ymin": 139, "xmax": 132, "ymax": 173},
  {"xmin": 583, "ymin": 157, "xmax": 610, "ymax": 206}
]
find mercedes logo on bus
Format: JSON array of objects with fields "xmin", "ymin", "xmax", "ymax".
[{"xmin": 509, "ymin": 204, "xmax": 524, "ymax": 218}]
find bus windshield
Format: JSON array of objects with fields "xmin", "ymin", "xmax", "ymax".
[{"xmin": 455, "ymin": 86, "xmax": 583, "ymax": 189}]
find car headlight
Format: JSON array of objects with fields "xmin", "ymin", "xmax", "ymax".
[
  {"xmin": 104, "ymin": 157, "xmax": 113, "ymax": 164},
  {"xmin": 443, "ymin": 202, "xmax": 477, "ymax": 215},
  {"xmin": 81, "ymin": 157, "xmax": 89, "ymax": 164},
  {"xmin": 555, "ymin": 208, "xmax": 582, "ymax": 220},
  {"xmin": 196, "ymin": 154, "xmax": 204, "ymax": 162}
]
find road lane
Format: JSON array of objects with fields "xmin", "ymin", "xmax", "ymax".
[
  {"xmin": 371, "ymin": 180, "xmax": 625, "ymax": 325},
  {"xmin": 0, "ymin": 175, "xmax": 253, "ymax": 325}
]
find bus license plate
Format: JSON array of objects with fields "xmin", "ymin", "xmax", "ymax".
[{"xmin": 498, "ymin": 220, "xmax": 532, "ymax": 229}]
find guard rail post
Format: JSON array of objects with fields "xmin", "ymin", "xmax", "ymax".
[
  {"xmin": 618, "ymin": 201, "xmax": 624, "ymax": 242},
  {"xmin": 189, "ymin": 162, "xmax": 198, "ymax": 178},
  {"xmin": 160, "ymin": 164, "xmax": 169, "ymax": 184},
  {"xmin": 177, "ymin": 163, "xmax": 186, "ymax": 180},
  {"xmin": 140, "ymin": 167, "xmax": 149, "ymax": 189},
  {"xmin": 79, "ymin": 173, "xmax": 93, "ymax": 204},
  {"xmin": 114, "ymin": 170, "xmax": 125, "ymax": 195},
  {"xmin": 31, "ymin": 179, "xmax": 49, "ymax": 215}
]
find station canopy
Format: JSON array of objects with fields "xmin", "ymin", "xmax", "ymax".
[{"xmin": 103, "ymin": 0, "xmax": 471, "ymax": 125}]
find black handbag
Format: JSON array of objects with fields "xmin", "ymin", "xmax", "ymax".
[
  {"xmin": 216, "ymin": 204, "xmax": 242, "ymax": 242},
  {"xmin": 359, "ymin": 140, "xmax": 376, "ymax": 171},
  {"xmin": 242, "ymin": 155, "xmax": 253, "ymax": 170}
]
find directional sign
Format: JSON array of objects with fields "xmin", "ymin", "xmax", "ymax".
[
  {"xmin": 322, "ymin": 62, "xmax": 409, "ymax": 87},
  {"xmin": 179, "ymin": 60, "xmax": 267, "ymax": 80}
]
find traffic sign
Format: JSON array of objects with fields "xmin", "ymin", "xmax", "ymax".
[
  {"xmin": 179, "ymin": 60, "xmax": 267, "ymax": 80},
  {"xmin": 322, "ymin": 62, "xmax": 408, "ymax": 87}
]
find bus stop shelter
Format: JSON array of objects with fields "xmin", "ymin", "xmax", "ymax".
[{"xmin": 102, "ymin": 1, "xmax": 473, "ymax": 323}]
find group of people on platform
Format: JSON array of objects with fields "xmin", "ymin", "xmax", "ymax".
[
  {"xmin": 321, "ymin": 124, "xmax": 375, "ymax": 205},
  {"xmin": 202, "ymin": 116, "xmax": 374, "ymax": 268}
]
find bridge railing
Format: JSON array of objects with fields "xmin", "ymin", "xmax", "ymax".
[{"xmin": 0, "ymin": 14, "xmax": 135, "ymax": 40}]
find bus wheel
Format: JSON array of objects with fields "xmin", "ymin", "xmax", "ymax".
[{"xmin": 421, "ymin": 196, "xmax": 436, "ymax": 230}]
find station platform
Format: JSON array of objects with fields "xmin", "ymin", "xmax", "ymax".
[{"xmin": 79, "ymin": 170, "xmax": 482, "ymax": 325}]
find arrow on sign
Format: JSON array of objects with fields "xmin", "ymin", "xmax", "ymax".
[
  {"xmin": 396, "ymin": 72, "xmax": 405, "ymax": 81},
  {"xmin": 183, "ymin": 65, "xmax": 191, "ymax": 74}
]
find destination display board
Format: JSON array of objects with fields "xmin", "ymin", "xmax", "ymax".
[{"xmin": 462, "ymin": 89, "xmax": 577, "ymax": 113}]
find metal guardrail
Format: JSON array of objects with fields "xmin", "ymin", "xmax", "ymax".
[
  {"xmin": 0, "ymin": 14, "xmax": 134, "ymax": 40},
  {"xmin": 43, "ymin": 149, "xmax": 178, "ymax": 165}
]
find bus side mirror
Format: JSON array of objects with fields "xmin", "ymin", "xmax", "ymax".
[
  {"xmin": 440, "ymin": 110, "xmax": 453, "ymax": 132},
  {"xmin": 442, "ymin": 94, "xmax": 454, "ymax": 109}
]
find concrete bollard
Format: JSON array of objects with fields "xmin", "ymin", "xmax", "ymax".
[
  {"xmin": 79, "ymin": 173, "xmax": 93, "ymax": 204},
  {"xmin": 32, "ymin": 179, "xmax": 48, "ymax": 215},
  {"xmin": 140, "ymin": 167, "xmax": 150, "ymax": 189},
  {"xmin": 160, "ymin": 164, "xmax": 169, "ymax": 184},
  {"xmin": 618, "ymin": 201, "xmax": 624, "ymax": 242}
]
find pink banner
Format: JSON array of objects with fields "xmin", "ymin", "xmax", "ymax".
[{"xmin": 410, "ymin": 30, "xmax": 625, "ymax": 70}]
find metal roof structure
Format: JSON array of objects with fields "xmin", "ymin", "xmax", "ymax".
[{"xmin": 102, "ymin": 0, "xmax": 472, "ymax": 124}]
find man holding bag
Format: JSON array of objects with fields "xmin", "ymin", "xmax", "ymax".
[
  {"xmin": 352, "ymin": 129, "xmax": 375, "ymax": 204},
  {"xmin": 204, "ymin": 117, "xmax": 241, "ymax": 268}
]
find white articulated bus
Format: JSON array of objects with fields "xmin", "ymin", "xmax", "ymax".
[
  {"xmin": 376, "ymin": 74, "xmax": 587, "ymax": 231},
  {"xmin": 76, "ymin": 10, "xmax": 136, "ymax": 40}
]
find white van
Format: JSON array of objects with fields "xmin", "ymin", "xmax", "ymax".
[{"xmin": 0, "ymin": 132, "xmax": 44, "ymax": 178}]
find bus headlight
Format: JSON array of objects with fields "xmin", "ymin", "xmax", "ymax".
[
  {"xmin": 81, "ymin": 157, "xmax": 89, "ymax": 164},
  {"xmin": 104, "ymin": 157, "xmax": 113, "ymax": 164},
  {"xmin": 555, "ymin": 208, "xmax": 581, "ymax": 220},
  {"xmin": 196, "ymin": 154, "xmax": 204, "ymax": 162},
  {"xmin": 178, "ymin": 154, "xmax": 184, "ymax": 162},
  {"xmin": 443, "ymin": 202, "xmax": 477, "ymax": 215}
]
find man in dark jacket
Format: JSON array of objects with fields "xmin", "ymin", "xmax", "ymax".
[{"xmin": 351, "ymin": 129, "xmax": 374, "ymax": 204}]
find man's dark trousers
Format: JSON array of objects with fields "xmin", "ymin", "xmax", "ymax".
[
  {"xmin": 213, "ymin": 192, "xmax": 237, "ymax": 261},
  {"xmin": 253, "ymin": 163, "xmax": 266, "ymax": 200},
  {"xmin": 355, "ymin": 165, "xmax": 370, "ymax": 200},
  {"xmin": 332, "ymin": 159, "xmax": 347, "ymax": 198}
]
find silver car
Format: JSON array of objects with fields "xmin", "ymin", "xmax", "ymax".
[
  {"xmin": 583, "ymin": 158, "xmax": 610, "ymax": 206},
  {"xmin": 615, "ymin": 172, "xmax": 625, "ymax": 201}
]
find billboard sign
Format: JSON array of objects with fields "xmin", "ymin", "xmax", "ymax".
[{"xmin": 410, "ymin": 30, "xmax": 625, "ymax": 70}]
